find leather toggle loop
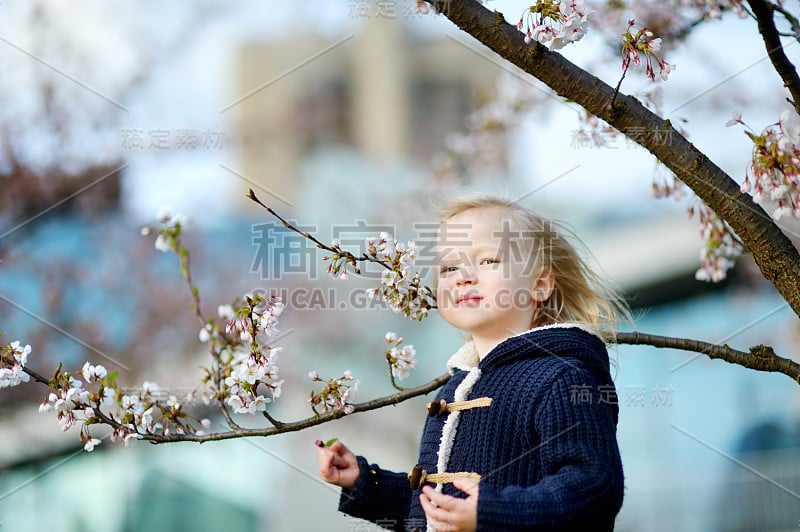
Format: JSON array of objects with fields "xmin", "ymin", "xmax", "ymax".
[
  {"xmin": 426, "ymin": 397, "xmax": 493, "ymax": 417},
  {"xmin": 426, "ymin": 399, "xmax": 448, "ymax": 416},
  {"xmin": 407, "ymin": 464, "xmax": 482, "ymax": 490}
]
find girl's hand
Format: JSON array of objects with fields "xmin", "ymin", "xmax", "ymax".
[
  {"xmin": 315, "ymin": 440, "xmax": 360, "ymax": 489},
  {"xmin": 419, "ymin": 478, "xmax": 479, "ymax": 532}
]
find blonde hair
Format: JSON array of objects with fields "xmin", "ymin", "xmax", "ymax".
[{"xmin": 436, "ymin": 196, "xmax": 630, "ymax": 337}]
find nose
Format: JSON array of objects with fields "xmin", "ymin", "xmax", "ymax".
[{"xmin": 455, "ymin": 267, "xmax": 477, "ymax": 286}]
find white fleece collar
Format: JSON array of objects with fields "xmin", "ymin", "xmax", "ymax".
[
  {"xmin": 445, "ymin": 341, "xmax": 480, "ymax": 373},
  {"xmin": 444, "ymin": 323, "xmax": 603, "ymax": 374}
]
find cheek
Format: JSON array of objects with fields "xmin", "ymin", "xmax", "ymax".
[
  {"xmin": 435, "ymin": 281, "xmax": 459, "ymax": 315},
  {"xmin": 436, "ymin": 284, "xmax": 450, "ymax": 306},
  {"xmin": 435, "ymin": 276, "xmax": 451, "ymax": 296}
]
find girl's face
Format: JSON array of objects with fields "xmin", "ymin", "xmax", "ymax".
[{"xmin": 436, "ymin": 207, "xmax": 551, "ymax": 348}]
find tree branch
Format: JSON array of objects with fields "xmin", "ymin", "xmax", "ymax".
[
  {"xmin": 247, "ymin": 189, "xmax": 391, "ymax": 273},
  {"xmin": 437, "ymin": 0, "xmax": 800, "ymax": 319},
  {"xmin": 771, "ymin": 3, "xmax": 800, "ymax": 43},
  {"xmin": 747, "ymin": 0, "xmax": 800, "ymax": 114},
  {"xmin": 613, "ymin": 331, "xmax": 800, "ymax": 384},
  {"xmin": 141, "ymin": 372, "xmax": 451, "ymax": 443},
  {"xmin": 14, "ymin": 325, "xmax": 798, "ymax": 450}
]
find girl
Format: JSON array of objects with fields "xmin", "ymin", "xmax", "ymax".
[{"xmin": 317, "ymin": 196, "xmax": 628, "ymax": 531}]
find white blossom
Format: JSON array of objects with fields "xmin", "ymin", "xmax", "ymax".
[
  {"xmin": 81, "ymin": 362, "xmax": 107, "ymax": 383},
  {"xmin": 772, "ymin": 205, "xmax": 792, "ymax": 221},
  {"xmin": 156, "ymin": 207, "xmax": 171, "ymax": 223},
  {"xmin": 83, "ymin": 437, "xmax": 103, "ymax": 452},
  {"xmin": 725, "ymin": 109, "xmax": 742, "ymax": 127},
  {"xmin": 142, "ymin": 381, "xmax": 160, "ymax": 396},
  {"xmin": 217, "ymin": 304, "xmax": 234, "ymax": 320},
  {"xmin": 123, "ymin": 433, "xmax": 141, "ymax": 447},
  {"xmin": 154, "ymin": 233, "xmax": 170, "ymax": 252},
  {"xmin": 389, "ymin": 345, "xmax": 418, "ymax": 381}
]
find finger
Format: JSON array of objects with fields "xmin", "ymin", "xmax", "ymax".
[
  {"xmin": 329, "ymin": 440, "xmax": 345, "ymax": 453},
  {"xmin": 419, "ymin": 491, "xmax": 452, "ymax": 522},
  {"xmin": 317, "ymin": 447, "xmax": 339, "ymax": 471},
  {"xmin": 422, "ymin": 486, "xmax": 455, "ymax": 510},
  {"xmin": 316, "ymin": 446, "xmax": 331, "ymax": 465},
  {"xmin": 452, "ymin": 477, "xmax": 479, "ymax": 497},
  {"xmin": 316, "ymin": 449, "xmax": 337, "ymax": 475},
  {"xmin": 330, "ymin": 452, "xmax": 350, "ymax": 468}
]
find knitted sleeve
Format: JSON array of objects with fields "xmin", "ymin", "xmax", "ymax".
[
  {"xmin": 475, "ymin": 365, "xmax": 624, "ymax": 531},
  {"xmin": 337, "ymin": 455, "xmax": 412, "ymax": 530}
]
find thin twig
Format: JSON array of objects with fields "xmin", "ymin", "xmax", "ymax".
[
  {"xmin": 611, "ymin": 67, "xmax": 628, "ymax": 109},
  {"xmin": 388, "ymin": 366, "xmax": 408, "ymax": 392},
  {"xmin": 140, "ymin": 372, "xmax": 452, "ymax": 443},
  {"xmin": 747, "ymin": 0, "xmax": 800, "ymax": 114},
  {"xmin": 772, "ymin": 2, "xmax": 800, "ymax": 41},
  {"xmin": 262, "ymin": 410, "xmax": 284, "ymax": 428},
  {"xmin": 247, "ymin": 189, "xmax": 392, "ymax": 272},
  {"xmin": 247, "ymin": 188, "xmax": 437, "ymax": 308},
  {"xmin": 175, "ymin": 235, "xmax": 206, "ymax": 327},
  {"xmin": 219, "ymin": 402, "xmax": 242, "ymax": 430},
  {"xmin": 612, "ymin": 331, "xmax": 800, "ymax": 384}
]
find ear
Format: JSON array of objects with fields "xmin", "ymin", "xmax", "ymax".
[{"xmin": 532, "ymin": 271, "xmax": 555, "ymax": 302}]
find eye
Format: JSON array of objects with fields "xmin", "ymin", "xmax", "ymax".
[
  {"xmin": 479, "ymin": 258, "xmax": 500, "ymax": 266},
  {"xmin": 439, "ymin": 265, "xmax": 459, "ymax": 274}
]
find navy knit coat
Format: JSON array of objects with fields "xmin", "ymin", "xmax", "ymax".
[{"xmin": 338, "ymin": 324, "xmax": 624, "ymax": 531}]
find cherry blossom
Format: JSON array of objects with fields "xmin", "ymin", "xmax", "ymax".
[
  {"xmin": 517, "ymin": 0, "xmax": 592, "ymax": 50},
  {"xmin": 687, "ymin": 0, "xmax": 747, "ymax": 20},
  {"xmin": 218, "ymin": 304, "xmax": 235, "ymax": 321},
  {"xmin": 0, "ymin": 340, "xmax": 31, "ymax": 389},
  {"xmin": 224, "ymin": 292, "xmax": 284, "ymax": 343},
  {"xmin": 198, "ymin": 324, "xmax": 213, "ymax": 343},
  {"xmin": 649, "ymin": 167, "xmax": 742, "ymax": 282},
  {"xmin": 142, "ymin": 207, "xmax": 187, "ymax": 254},
  {"xmin": 694, "ymin": 204, "xmax": 743, "ymax": 282},
  {"xmin": 384, "ymin": 332, "xmax": 417, "ymax": 382},
  {"xmin": 81, "ymin": 362, "xmax": 107, "ymax": 383},
  {"xmin": 572, "ymin": 110, "xmax": 620, "ymax": 149},
  {"xmin": 361, "ymin": 233, "xmax": 433, "ymax": 321},
  {"xmin": 621, "ymin": 19, "xmax": 673, "ymax": 82},
  {"xmin": 308, "ymin": 370, "xmax": 359, "ymax": 415},
  {"xmin": 0, "ymin": 205, "xmax": 472, "ymax": 451},
  {"xmin": 731, "ymin": 111, "xmax": 800, "ymax": 222},
  {"xmin": 156, "ymin": 207, "xmax": 171, "ymax": 223},
  {"xmin": 123, "ymin": 433, "xmax": 142, "ymax": 446},
  {"xmin": 0, "ymin": 366, "xmax": 27, "ymax": 389},
  {"xmin": 83, "ymin": 437, "xmax": 102, "ymax": 452},
  {"xmin": 209, "ymin": 292, "xmax": 285, "ymax": 416},
  {"xmin": 725, "ymin": 109, "xmax": 743, "ymax": 128}
]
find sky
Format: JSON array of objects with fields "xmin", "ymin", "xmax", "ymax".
[{"xmin": 0, "ymin": 0, "xmax": 789, "ymax": 226}]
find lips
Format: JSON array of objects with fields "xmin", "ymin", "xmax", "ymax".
[{"xmin": 456, "ymin": 294, "xmax": 483, "ymax": 305}]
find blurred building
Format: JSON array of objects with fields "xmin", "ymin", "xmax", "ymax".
[{"xmin": 232, "ymin": 15, "xmax": 502, "ymax": 204}]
